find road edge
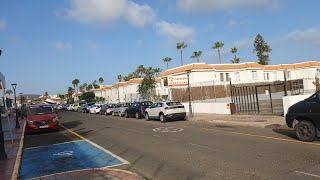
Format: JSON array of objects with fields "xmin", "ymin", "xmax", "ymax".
[{"xmin": 11, "ymin": 120, "xmax": 26, "ymax": 180}]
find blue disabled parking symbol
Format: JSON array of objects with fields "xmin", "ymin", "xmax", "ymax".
[{"xmin": 20, "ymin": 140, "xmax": 128, "ymax": 180}]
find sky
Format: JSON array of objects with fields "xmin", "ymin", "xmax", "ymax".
[{"xmin": 0, "ymin": 0, "xmax": 319, "ymax": 95}]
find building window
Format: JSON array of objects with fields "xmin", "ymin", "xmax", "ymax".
[
  {"xmin": 286, "ymin": 71, "xmax": 291, "ymax": 79},
  {"xmin": 235, "ymin": 72, "xmax": 240, "ymax": 82},
  {"xmin": 220, "ymin": 73, "xmax": 224, "ymax": 82},
  {"xmin": 251, "ymin": 71, "xmax": 258, "ymax": 80},
  {"xmin": 225, "ymin": 73, "xmax": 229, "ymax": 81},
  {"xmin": 264, "ymin": 72, "xmax": 270, "ymax": 80},
  {"xmin": 273, "ymin": 72, "xmax": 277, "ymax": 81}
]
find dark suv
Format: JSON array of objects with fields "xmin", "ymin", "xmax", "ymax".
[
  {"xmin": 286, "ymin": 91, "xmax": 320, "ymax": 142},
  {"xmin": 125, "ymin": 101, "xmax": 153, "ymax": 119}
]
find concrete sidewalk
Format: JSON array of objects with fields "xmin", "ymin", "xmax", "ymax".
[
  {"xmin": 191, "ymin": 113, "xmax": 286, "ymax": 128},
  {"xmin": 0, "ymin": 114, "xmax": 24, "ymax": 180}
]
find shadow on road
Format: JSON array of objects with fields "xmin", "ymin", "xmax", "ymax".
[
  {"xmin": 60, "ymin": 120, "xmax": 83, "ymax": 131},
  {"xmin": 272, "ymin": 128, "xmax": 297, "ymax": 139}
]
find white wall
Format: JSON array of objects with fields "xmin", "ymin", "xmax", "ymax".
[
  {"xmin": 182, "ymin": 102, "xmax": 231, "ymax": 114},
  {"xmin": 282, "ymin": 94, "xmax": 313, "ymax": 115}
]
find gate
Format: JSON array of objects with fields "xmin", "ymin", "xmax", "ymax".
[{"xmin": 231, "ymin": 82, "xmax": 285, "ymax": 115}]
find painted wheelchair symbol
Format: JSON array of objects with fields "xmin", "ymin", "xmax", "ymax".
[{"xmin": 53, "ymin": 151, "xmax": 74, "ymax": 157}]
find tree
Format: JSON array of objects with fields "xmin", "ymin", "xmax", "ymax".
[
  {"xmin": 43, "ymin": 91, "xmax": 49, "ymax": 98},
  {"xmin": 80, "ymin": 92, "xmax": 95, "ymax": 102},
  {"xmin": 58, "ymin": 94, "xmax": 65, "ymax": 99},
  {"xmin": 86, "ymin": 84, "xmax": 93, "ymax": 91},
  {"xmin": 72, "ymin": 80, "xmax": 76, "ymax": 91},
  {"xmin": 190, "ymin": 51, "xmax": 202, "ymax": 63},
  {"xmin": 5, "ymin": 89, "xmax": 12, "ymax": 98},
  {"xmin": 80, "ymin": 83, "xmax": 87, "ymax": 92},
  {"xmin": 253, "ymin": 34, "xmax": 272, "ymax": 65},
  {"xmin": 75, "ymin": 79, "xmax": 80, "ymax": 92},
  {"xmin": 162, "ymin": 57, "xmax": 172, "ymax": 69},
  {"xmin": 98, "ymin": 77, "xmax": 104, "ymax": 85},
  {"xmin": 176, "ymin": 42, "xmax": 187, "ymax": 66},
  {"xmin": 136, "ymin": 65, "xmax": 145, "ymax": 78},
  {"xmin": 154, "ymin": 68, "xmax": 162, "ymax": 77},
  {"xmin": 230, "ymin": 47, "xmax": 240, "ymax": 64},
  {"xmin": 212, "ymin": 42, "xmax": 224, "ymax": 64},
  {"xmin": 117, "ymin": 75, "xmax": 123, "ymax": 82},
  {"xmin": 138, "ymin": 69, "xmax": 156, "ymax": 100}
]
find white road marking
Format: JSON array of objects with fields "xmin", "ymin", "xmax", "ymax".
[
  {"xmin": 295, "ymin": 171, "xmax": 320, "ymax": 178},
  {"xmin": 153, "ymin": 127, "xmax": 183, "ymax": 133},
  {"xmin": 188, "ymin": 143, "xmax": 223, "ymax": 152},
  {"xmin": 24, "ymin": 140, "xmax": 84, "ymax": 150}
]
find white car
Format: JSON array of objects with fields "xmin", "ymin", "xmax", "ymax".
[
  {"xmin": 89, "ymin": 104, "xmax": 101, "ymax": 114},
  {"xmin": 144, "ymin": 101, "xmax": 186, "ymax": 123},
  {"xmin": 67, "ymin": 104, "xmax": 74, "ymax": 111}
]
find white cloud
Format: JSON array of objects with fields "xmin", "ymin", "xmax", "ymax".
[
  {"xmin": 177, "ymin": 0, "xmax": 279, "ymax": 12},
  {"xmin": 0, "ymin": 18, "xmax": 6, "ymax": 31},
  {"xmin": 51, "ymin": 41, "xmax": 72, "ymax": 49},
  {"xmin": 287, "ymin": 28, "xmax": 320, "ymax": 47},
  {"xmin": 55, "ymin": 0, "xmax": 156, "ymax": 27},
  {"xmin": 155, "ymin": 21, "xmax": 195, "ymax": 42},
  {"xmin": 227, "ymin": 19, "xmax": 249, "ymax": 28}
]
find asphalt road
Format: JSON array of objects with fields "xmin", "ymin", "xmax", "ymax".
[{"xmin": 24, "ymin": 111, "xmax": 320, "ymax": 180}]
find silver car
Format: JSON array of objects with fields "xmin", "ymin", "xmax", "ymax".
[{"xmin": 112, "ymin": 103, "xmax": 131, "ymax": 117}]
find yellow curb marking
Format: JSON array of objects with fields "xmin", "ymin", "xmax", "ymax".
[
  {"xmin": 201, "ymin": 128, "xmax": 320, "ymax": 146},
  {"xmin": 11, "ymin": 120, "xmax": 26, "ymax": 180}
]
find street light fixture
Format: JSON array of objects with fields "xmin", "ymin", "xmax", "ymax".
[
  {"xmin": 11, "ymin": 84, "xmax": 20, "ymax": 128},
  {"xmin": 0, "ymin": 49, "xmax": 7, "ymax": 160},
  {"xmin": 186, "ymin": 70, "xmax": 193, "ymax": 118}
]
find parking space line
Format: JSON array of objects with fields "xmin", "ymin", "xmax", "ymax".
[
  {"xmin": 295, "ymin": 171, "xmax": 320, "ymax": 178},
  {"xmin": 202, "ymin": 128, "xmax": 320, "ymax": 146},
  {"xmin": 60, "ymin": 124, "xmax": 129, "ymax": 164},
  {"xmin": 24, "ymin": 140, "xmax": 84, "ymax": 150},
  {"xmin": 188, "ymin": 143, "xmax": 223, "ymax": 152}
]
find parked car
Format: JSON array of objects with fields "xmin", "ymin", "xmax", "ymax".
[
  {"xmin": 85, "ymin": 103, "xmax": 95, "ymax": 113},
  {"xmin": 89, "ymin": 104, "xmax": 101, "ymax": 114},
  {"xmin": 145, "ymin": 101, "xmax": 186, "ymax": 123},
  {"xmin": 124, "ymin": 101, "xmax": 153, "ymax": 119},
  {"xmin": 112, "ymin": 103, "xmax": 131, "ymax": 117},
  {"xmin": 25, "ymin": 104, "xmax": 59, "ymax": 134},
  {"xmin": 73, "ymin": 103, "xmax": 80, "ymax": 112},
  {"xmin": 106, "ymin": 104, "xmax": 115, "ymax": 115},
  {"xmin": 67, "ymin": 104, "xmax": 73, "ymax": 111},
  {"xmin": 286, "ymin": 91, "xmax": 320, "ymax": 142}
]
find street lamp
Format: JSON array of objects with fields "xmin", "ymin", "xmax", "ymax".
[
  {"xmin": 186, "ymin": 70, "xmax": 193, "ymax": 118},
  {"xmin": 0, "ymin": 48, "xmax": 7, "ymax": 160},
  {"xmin": 11, "ymin": 84, "xmax": 20, "ymax": 128}
]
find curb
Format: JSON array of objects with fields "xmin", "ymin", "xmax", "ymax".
[{"xmin": 11, "ymin": 120, "xmax": 26, "ymax": 180}]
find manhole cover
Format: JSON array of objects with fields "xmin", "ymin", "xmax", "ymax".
[{"xmin": 153, "ymin": 127, "xmax": 183, "ymax": 132}]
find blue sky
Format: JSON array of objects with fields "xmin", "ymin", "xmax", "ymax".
[{"xmin": 0, "ymin": 0, "xmax": 319, "ymax": 95}]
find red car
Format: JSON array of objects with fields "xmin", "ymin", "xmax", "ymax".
[{"xmin": 26, "ymin": 104, "xmax": 60, "ymax": 134}]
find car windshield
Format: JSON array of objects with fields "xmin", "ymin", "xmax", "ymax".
[
  {"xmin": 29, "ymin": 106, "xmax": 54, "ymax": 115},
  {"xmin": 166, "ymin": 102, "xmax": 182, "ymax": 106}
]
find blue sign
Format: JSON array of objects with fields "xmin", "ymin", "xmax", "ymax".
[{"xmin": 20, "ymin": 140, "xmax": 127, "ymax": 180}]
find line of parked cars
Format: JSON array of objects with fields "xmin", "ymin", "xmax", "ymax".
[{"xmin": 61, "ymin": 100, "xmax": 186, "ymax": 123}]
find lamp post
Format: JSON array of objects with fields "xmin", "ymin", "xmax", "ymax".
[
  {"xmin": 11, "ymin": 84, "xmax": 20, "ymax": 128},
  {"xmin": 186, "ymin": 70, "xmax": 193, "ymax": 118},
  {"xmin": 0, "ymin": 48, "xmax": 7, "ymax": 160}
]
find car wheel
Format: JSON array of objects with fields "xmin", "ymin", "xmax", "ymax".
[
  {"xmin": 160, "ymin": 113, "xmax": 166, "ymax": 123},
  {"xmin": 56, "ymin": 127, "xmax": 60, "ymax": 132},
  {"xmin": 145, "ymin": 112, "xmax": 150, "ymax": 121},
  {"xmin": 295, "ymin": 120, "xmax": 317, "ymax": 142},
  {"xmin": 125, "ymin": 112, "xmax": 129, "ymax": 118},
  {"xmin": 135, "ymin": 112, "xmax": 141, "ymax": 119}
]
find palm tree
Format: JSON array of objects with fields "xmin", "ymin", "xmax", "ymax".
[
  {"xmin": 5, "ymin": 89, "xmax": 13, "ymax": 98},
  {"xmin": 154, "ymin": 68, "xmax": 162, "ymax": 77},
  {"xmin": 74, "ymin": 79, "xmax": 80, "ymax": 92},
  {"xmin": 43, "ymin": 92, "xmax": 49, "ymax": 99},
  {"xmin": 212, "ymin": 42, "xmax": 224, "ymax": 64},
  {"xmin": 231, "ymin": 47, "xmax": 240, "ymax": 63},
  {"xmin": 136, "ymin": 65, "xmax": 145, "ymax": 78},
  {"xmin": 99, "ymin": 77, "xmax": 104, "ymax": 87},
  {"xmin": 190, "ymin": 51, "xmax": 202, "ymax": 63},
  {"xmin": 176, "ymin": 42, "xmax": 187, "ymax": 66},
  {"xmin": 117, "ymin": 75, "xmax": 123, "ymax": 82},
  {"xmin": 72, "ymin": 80, "xmax": 76, "ymax": 90},
  {"xmin": 163, "ymin": 57, "xmax": 172, "ymax": 69}
]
